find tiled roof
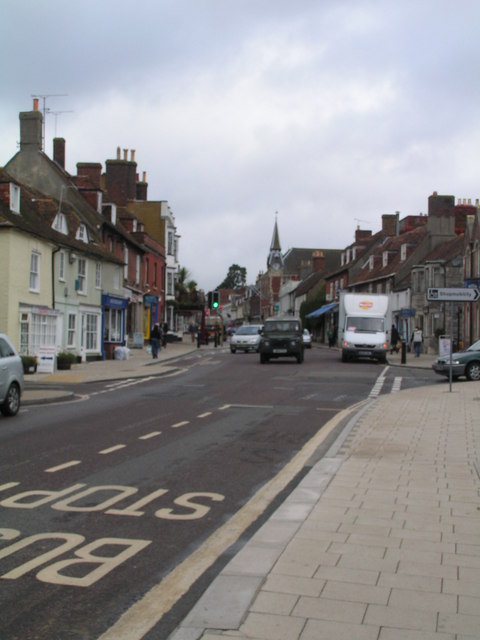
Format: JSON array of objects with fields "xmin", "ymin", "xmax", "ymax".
[
  {"xmin": 350, "ymin": 225, "xmax": 427, "ymax": 286},
  {"xmin": 424, "ymin": 234, "xmax": 464, "ymax": 262},
  {"xmin": 0, "ymin": 168, "xmax": 122, "ymax": 262}
]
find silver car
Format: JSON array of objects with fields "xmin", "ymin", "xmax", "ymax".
[
  {"xmin": 0, "ymin": 333, "xmax": 24, "ymax": 416},
  {"xmin": 230, "ymin": 324, "xmax": 263, "ymax": 353}
]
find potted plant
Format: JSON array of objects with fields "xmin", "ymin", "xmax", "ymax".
[
  {"xmin": 56, "ymin": 351, "xmax": 77, "ymax": 370},
  {"xmin": 21, "ymin": 355, "xmax": 37, "ymax": 374}
]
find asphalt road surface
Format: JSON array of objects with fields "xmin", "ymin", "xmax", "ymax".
[{"xmin": 0, "ymin": 346, "xmax": 439, "ymax": 639}]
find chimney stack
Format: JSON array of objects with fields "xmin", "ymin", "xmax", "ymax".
[
  {"xmin": 136, "ymin": 170, "xmax": 148, "ymax": 201},
  {"xmin": 381, "ymin": 213, "xmax": 398, "ymax": 236},
  {"xmin": 19, "ymin": 108, "xmax": 43, "ymax": 151},
  {"xmin": 105, "ymin": 148, "xmax": 137, "ymax": 205},
  {"xmin": 355, "ymin": 228, "xmax": 372, "ymax": 244},
  {"xmin": 312, "ymin": 250, "xmax": 325, "ymax": 273},
  {"xmin": 77, "ymin": 162, "xmax": 102, "ymax": 189},
  {"xmin": 53, "ymin": 138, "xmax": 66, "ymax": 169}
]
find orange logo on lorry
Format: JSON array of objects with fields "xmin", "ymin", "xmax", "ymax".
[{"xmin": 359, "ymin": 300, "xmax": 373, "ymax": 310}]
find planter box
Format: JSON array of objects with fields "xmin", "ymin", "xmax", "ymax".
[{"xmin": 23, "ymin": 364, "xmax": 37, "ymax": 374}]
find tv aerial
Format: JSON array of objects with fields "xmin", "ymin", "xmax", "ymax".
[{"xmin": 31, "ymin": 93, "xmax": 68, "ymax": 150}]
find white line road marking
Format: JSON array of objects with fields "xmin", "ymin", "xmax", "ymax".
[
  {"xmin": 138, "ymin": 431, "xmax": 162, "ymax": 440},
  {"xmin": 0, "ymin": 482, "xmax": 20, "ymax": 492},
  {"xmin": 97, "ymin": 401, "xmax": 366, "ymax": 640},
  {"xmin": 197, "ymin": 412, "xmax": 212, "ymax": 418},
  {"xmin": 45, "ymin": 461, "xmax": 82, "ymax": 473},
  {"xmin": 99, "ymin": 445, "xmax": 126, "ymax": 455},
  {"xmin": 105, "ymin": 379, "xmax": 136, "ymax": 388},
  {"xmin": 391, "ymin": 377, "xmax": 402, "ymax": 393},
  {"xmin": 369, "ymin": 366, "xmax": 389, "ymax": 398},
  {"xmin": 171, "ymin": 421, "xmax": 189, "ymax": 429}
]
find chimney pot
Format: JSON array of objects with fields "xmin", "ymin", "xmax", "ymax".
[
  {"xmin": 33, "ymin": 98, "xmax": 39, "ymax": 111},
  {"xmin": 116, "ymin": 146, "xmax": 121, "ymax": 160},
  {"xmin": 142, "ymin": 171, "xmax": 146, "ymax": 182},
  {"xmin": 131, "ymin": 149, "xmax": 135, "ymax": 162},
  {"xmin": 123, "ymin": 148, "xmax": 128, "ymax": 160}
]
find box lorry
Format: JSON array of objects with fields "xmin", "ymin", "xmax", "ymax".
[{"xmin": 338, "ymin": 292, "xmax": 390, "ymax": 363}]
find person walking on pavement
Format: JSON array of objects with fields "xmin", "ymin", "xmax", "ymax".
[
  {"xmin": 411, "ymin": 326, "xmax": 423, "ymax": 357},
  {"xmin": 162, "ymin": 322, "xmax": 169, "ymax": 348},
  {"xmin": 150, "ymin": 323, "xmax": 161, "ymax": 359},
  {"xmin": 390, "ymin": 324, "xmax": 400, "ymax": 354},
  {"xmin": 327, "ymin": 325, "xmax": 335, "ymax": 348}
]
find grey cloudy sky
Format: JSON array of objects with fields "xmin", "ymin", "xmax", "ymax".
[{"xmin": 1, "ymin": 0, "xmax": 479, "ymax": 291}]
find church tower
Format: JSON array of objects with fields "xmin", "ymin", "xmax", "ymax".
[
  {"xmin": 257, "ymin": 214, "xmax": 284, "ymax": 318},
  {"xmin": 267, "ymin": 215, "xmax": 284, "ymax": 273}
]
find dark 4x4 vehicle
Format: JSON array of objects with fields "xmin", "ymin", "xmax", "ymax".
[{"xmin": 259, "ymin": 317, "xmax": 304, "ymax": 364}]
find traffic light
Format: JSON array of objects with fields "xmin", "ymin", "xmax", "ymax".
[
  {"xmin": 207, "ymin": 291, "xmax": 213, "ymax": 308},
  {"xmin": 212, "ymin": 291, "xmax": 219, "ymax": 309}
]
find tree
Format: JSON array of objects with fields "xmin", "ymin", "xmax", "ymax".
[
  {"xmin": 217, "ymin": 264, "xmax": 247, "ymax": 290},
  {"xmin": 175, "ymin": 266, "xmax": 201, "ymax": 308}
]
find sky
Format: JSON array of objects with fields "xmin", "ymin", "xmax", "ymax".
[{"xmin": 1, "ymin": 0, "xmax": 480, "ymax": 292}]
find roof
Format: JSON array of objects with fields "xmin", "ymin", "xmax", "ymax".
[{"xmin": 0, "ymin": 168, "xmax": 123, "ymax": 263}]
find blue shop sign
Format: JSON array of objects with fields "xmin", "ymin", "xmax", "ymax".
[
  {"xmin": 102, "ymin": 294, "xmax": 128, "ymax": 309},
  {"xmin": 144, "ymin": 294, "xmax": 159, "ymax": 306},
  {"xmin": 400, "ymin": 307, "xmax": 416, "ymax": 318}
]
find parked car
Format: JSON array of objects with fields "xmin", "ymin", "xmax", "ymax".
[
  {"xmin": 432, "ymin": 339, "xmax": 480, "ymax": 381},
  {"xmin": 230, "ymin": 324, "xmax": 263, "ymax": 353},
  {"xmin": 0, "ymin": 333, "xmax": 24, "ymax": 416},
  {"xmin": 302, "ymin": 328, "xmax": 312, "ymax": 348}
]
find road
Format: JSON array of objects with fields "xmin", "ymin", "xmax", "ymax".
[{"xmin": 0, "ymin": 346, "xmax": 438, "ymax": 639}]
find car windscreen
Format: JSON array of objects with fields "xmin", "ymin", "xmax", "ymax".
[
  {"xmin": 467, "ymin": 340, "xmax": 480, "ymax": 351},
  {"xmin": 264, "ymin": 322, "xmax": 300, "ymax": 332},
  {"xmin": 237, "ymin": 326, "xmax": 260, "ymax": 335}
]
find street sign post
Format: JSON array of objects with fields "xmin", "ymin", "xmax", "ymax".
[
  {"xmin": 427, "ymin": 287, "xmax": 480, "ymax": 302},
  {"xmin": 426, "ymin": 287, "xmax": 479, "ymax": 392}
]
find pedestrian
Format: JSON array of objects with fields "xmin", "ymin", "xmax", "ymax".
[
  {"xmin": 327, "ymin": 325, "xmax": 335, "ymax": 348},
  {"xmin": 150, "ymin": 323, "xmax": 161, "ymax": 359},
  {"xmin": 390, "ymin": 324, "xmax": 400, "ymax": 354},
  {"xmin": 411, "ymin": 326, "xmax": 423, "ymax": 357},
  {"xmin": 162, "ymin": 322, "xmax": 169, "ymax": 348},
  {"xmin": 189, "ymin": 322, "xmax": 196, "ymax": 343}
]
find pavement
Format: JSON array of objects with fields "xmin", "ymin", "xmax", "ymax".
[
  {"xmin": 22, "ymin": 339, "xmax": 201, "ymax": 405},
  {"xmin": 21, "ymin": 344, "xmax": 480, "ymax": 639}
]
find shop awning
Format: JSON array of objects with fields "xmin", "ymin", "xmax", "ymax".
[{"xmin": 306, "ymin": 302, "xmax": 338, "ymax": 319}]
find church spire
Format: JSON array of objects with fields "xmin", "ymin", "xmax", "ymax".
[
  {"xmin": 270, "ymin": 211, "xmax": 281, "ymax": 251},
  {"xmin": 267, "ymin": 212, "xmax": 284, "ymax": 271}
]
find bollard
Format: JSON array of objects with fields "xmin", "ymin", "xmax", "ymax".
[{"xmin": 401, "ymin": 340, "xmax": 406, "ymax": 364}]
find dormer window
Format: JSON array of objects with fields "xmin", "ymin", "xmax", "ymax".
[
  {"xmin": 75, "ymin": 223, "xmax": 89, "ymax": 243},
  {"xmin": 400, "ymin": 244, "xmax": 407, "ymax": 261},
  {"xmin": 10, "ymin": 184, "xmax": 20, "ymax": 213},
  {"xmin": 382, "ymin": 251, "xmax": 388, "ymax": 267},
  {"xmin": 369, "ymin": 255, "xmax": 375, "ymax": 270},
  {"xmin": 52, "ymin": 212, "xmax": 68, "ymax": 235}
]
